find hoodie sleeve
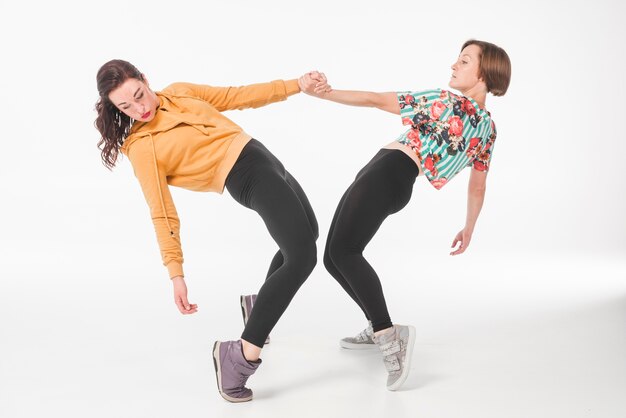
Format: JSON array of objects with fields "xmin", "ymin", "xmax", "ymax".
[
  {"xmin": 126, "ymin": 140, "xmax": 184, "ymax": 279},
  {"xmin": 169, "ymin": 79, "xmax": 301, "ymax": 112}
]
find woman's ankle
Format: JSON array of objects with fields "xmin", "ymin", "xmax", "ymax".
[
  {"xmin": 241, "ymin": 339, "xmax": 262, "ymax": 362},
  {"xmin": 373, "ymin": 326, "xmax": 394, "ymax": 338}
]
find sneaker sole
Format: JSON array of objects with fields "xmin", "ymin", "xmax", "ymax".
[
  {"xmin": 339, "ymin": 340, "xmax": 378, "ymax": 350},
  {"xmin": 212, "ymin": 341, "xmax": 253, "ymax": 403},
  {"xmin": 387, "ymin": 325, "xmax": 416, "ymax": 391}
]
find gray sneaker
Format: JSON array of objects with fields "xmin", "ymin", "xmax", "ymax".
[
  {"xmin": 339, "ymin": 321, "xmax": 377, "ymax": 350},
  {"xmin": 240, "ymin": 294, "xmax": 270, "ymax": 345},
  {"xmin": 212, "ymin": 339, "xmax": 261, "ymax": 403},
  {"xmin": 373, "ymin": 324, "xmax": 416, "ymax": 391}
]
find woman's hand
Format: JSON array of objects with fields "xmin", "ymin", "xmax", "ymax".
[
  {"xmin": 311, "ymin": 71, "xmax": 331, "ymax": 94},
  {"xmin": 450, "ymin": 228, "xmax": 473, "ymax": 256},
  {"xmin": 172, "ymin": 276, "xmax": 198, "ymax": 315},
  {"xmin": 451, "ymin": 169, "xmax": 487, "ymax": 256},
  {"xmin": 298, "ymin": 71, "xmax": 331, "ymax": 96}
]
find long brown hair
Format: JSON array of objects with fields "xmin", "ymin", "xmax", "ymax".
[
  {"xmin": 462, "ymin": 40, "xmax": 511, "ymax": 96},
  {"xmin": 94, "ymin": 60, "xmax": 144, "ymax": 169}
]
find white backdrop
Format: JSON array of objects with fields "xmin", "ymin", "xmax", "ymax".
[
  {"xmin": 0, "ymin": 0, "xmax": 624, "ymax": 266},
  {"xmin": 0, "ymin": 1, "xmax": 625, "ymax": 417}
]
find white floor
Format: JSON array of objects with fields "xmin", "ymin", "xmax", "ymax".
[{"xmin": 1, "ymin": 252, "xmax": 625, "ymax": 418}]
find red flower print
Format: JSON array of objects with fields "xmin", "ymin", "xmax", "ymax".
[
  {"xmin": 473, "ymin": 160, "xmax": 487, "ymax": 171},
  {"xmin": 465, "ymin": 138, "xmax": 481, "ymax": 158},
  {"xmin": 406, "ymin": 129, "xmax": 420, "ymax": 142},
  {"xmin": 405, "ymin": 94, "xmax": 415, "ymax": 105},
  {"xmin": 430, "ymin": 178, "xmax": 448, "ymax": 189},
  {"xmin": 448, "ymin": 116, "xmax": 464, "ymax": 136},
  {"xmin": 424, "ymin": 154, "xmax": 434, "ymax": 170},
  {"xmin": 465, "ymin": 137, "xmax": 481, "ymax": 157},
  {"xmin": 410, "ymin": 138, "xmax": 422, "ymax": 150},
  {"xmin": 402, "ymin": 117, "xmax": 413, "ymax": 126},
  {"xmin": 430, "ymin": 101, "xmax": 447, "ymax": 120},
  {"xmin": 462, "ymin": 99, "xmax": 476, "ymax": 116},
  {"xmin": 440, "ymin": 90, "xmax": 448, "ymax": 99},
  {"xmin": 424, "ymin": 154, "xmax": 438, "ymax": 176}
]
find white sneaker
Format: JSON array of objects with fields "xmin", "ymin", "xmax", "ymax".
[{"xmin": 373, "ymin": 324, "xmax": 416, "ymax": 391}]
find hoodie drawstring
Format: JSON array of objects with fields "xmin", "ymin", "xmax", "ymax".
[{"xmin": 149, "ymin": 134, "xmax": 174, "ymax": 237}]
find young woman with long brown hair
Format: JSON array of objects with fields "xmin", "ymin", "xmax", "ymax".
[{"xmin": 95, "ymin": 60, "xmax": 318, "ymax": 402}]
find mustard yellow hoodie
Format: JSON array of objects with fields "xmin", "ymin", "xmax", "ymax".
[{"xmin": 120, "ymin": 79, "xmax": 301, "ymax": 278}]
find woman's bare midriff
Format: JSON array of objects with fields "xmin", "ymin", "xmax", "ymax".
[{"xmin": 382, "ymin": 141, "xmax": 423, "ymax": 176}]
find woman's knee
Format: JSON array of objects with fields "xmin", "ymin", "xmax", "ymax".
[
  {"xmin": 289, "ymin": 238, "xmax": 317, "ymax": 276},
  {"xmin": 325, "ymin": 236, "xmax": 357, "ymax": 272},
  {"xmin": 310, "ymin": 221, "xmax": 320, "ymax": 241},
  {"xmin": 303, "ymin": 240, "xmax": 318, "ymax": 273},
  {"xmin": 304, "ymin": 216, "xmax": 319, "ymax": 242},
  {"xmin": 323, "ymin": 245, "xmax": 337, "ymax": 275}
]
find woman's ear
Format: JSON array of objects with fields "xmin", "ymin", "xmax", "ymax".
[
  {"xmin": 476, "ymin": 67, "xmax": 484, "ymax": 83},
  {"xmin": 477, "ymin": 71, "xmax": 487, "ymax": 89}
]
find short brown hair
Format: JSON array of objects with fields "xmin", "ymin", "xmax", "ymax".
[{"xmin": 462, "ymin": 40, "xmax": 511, "ymax": 96}]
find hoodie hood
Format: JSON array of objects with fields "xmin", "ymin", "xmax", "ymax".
[{"xmin": 121, "ymin": 91, "xmax": 218, "ymax": 154}]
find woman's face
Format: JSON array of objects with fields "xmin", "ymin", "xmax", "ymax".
[
  {"xmin": 108, "ymin": 77, "xmax": 159, "ymax": 122},
  {"xmin": 449, "ymin": 44, "xmax": 483, "ymax": 93}
]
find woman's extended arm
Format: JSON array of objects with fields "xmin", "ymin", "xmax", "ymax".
[
  {"xmin": 170, "ymin": 79, "xmax": 301, "ymax": 112},
  {"xmin": 298, "ymin": 72, "xmax": 400, "ymax": 114},
  {"xmin": 450, "ymin": 169, "xmax": 488, "ymax": 255}
]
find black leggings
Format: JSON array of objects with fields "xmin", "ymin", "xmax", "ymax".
[
  {"xmin": 324, "ymin": 149, "xmax": 419, "ymax": 332},
  {"xmin": 226, "ymin": 139, "xmax": 319, "ymax": 348}
]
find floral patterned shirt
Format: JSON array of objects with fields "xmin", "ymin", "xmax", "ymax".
[{"xmin": 395, "ymin": 89, "xmax": 496, "ymax": 189}]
